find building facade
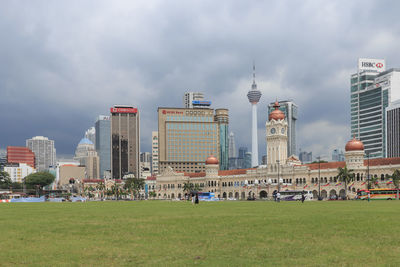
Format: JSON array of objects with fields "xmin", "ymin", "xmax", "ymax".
[
  {"xmin": 228, "ymin": 132, "xmax": 236, "ymax": 158},
  {"xmin": 95, "ymin": 115, "xmax": 111, "ymax": 178},
  {"xmin": 4, "ymin": 163, "xmax": 36, "ymax": 183},
  {"xmin": 350, "ymin": 58, "xmax": 390, "ymax": 158},
  {"xmin": 85, "ymin": 127, "xmax": 96, "ymax": 148},
  {"xmin": 299, "ymin": 150, "xmax": 312, "ymax": 163},
  {"xmin": 151, "ymin": 131, "xmax": 159, "ymax": 175},
  {"xmin": 386, "ymin": 99, "xmax": 400, "ymax": 157},
  {"xmin": 332, "ymin": 149, "xmax": 345, "ymax": 162},
  {"xmin": 183, "ymin": 92, "xmax": 205, "ymax": 108},
  {"xmin": 215, "ymin": 109, "xmax": 229, "ymax": 170},
  {"xmin": 74, "ymin": 138, "xmax": 100, "ymax": 179},
  {"xmin": 6, "ymin": 146, "xmax": 35, "ymax": 168},
  {"xmin": 26, "ymin": 136, "xmax": 56, "ymax": 171},
  {"xmin": 110, "ymin": 106, "xmax": 140, "ymax": 179},
  {"xmin": 267, "ymin": 100, "xmax": 297, "ymax": 156},
  {"xmin": 158, "ymin": 107, "xmax": 225, "ymax": 173}
]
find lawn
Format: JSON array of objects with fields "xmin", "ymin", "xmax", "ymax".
[{"xmin": 1, "ymin": 201, "xmax": 400, "ymax": 266}]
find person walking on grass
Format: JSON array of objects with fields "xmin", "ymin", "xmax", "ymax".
[
  {"xmin": 301, "ymin": 192, "xmax": 305, "ymax": 203},
  {"xmin": 195, "ymin": 193, "xmax": 199, "ymax": 204},
  {"xmin": 277, "ymin": 192, "xmax": 281, "ymax": 202},
  {"xmin": 192, "ymin": 194, "xmax": 195, "ymax": 205}
]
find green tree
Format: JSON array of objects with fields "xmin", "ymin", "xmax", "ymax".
[
  {"xmin": 390, "ymin": 169, "xmax": 400, "ymax": 200},
  {"xmin": 24, "ymin": 172, "xmax": 55, "ymax": 189},
  {"xmin": 124, "ymin": 178, "xmax": 145, "ymax": 200},
  {"xmin": 183, "ymin": 181, "xmax": 194, "ymax": 197},
  {"xmin": 370, "ymin": 175, "xmax": 380, "ymax": 189},
  {"xmin": 96, "ymin": 182, "xmax": 105, "ymax": 200},
  {"xmin": 0, "ymin": 171, "xmax": 11, "ymax": 189},
  {"xmin": 149, "ymin": 191, "xmax": 157, "ymax": 199},
  {"xmin": 337, "ymin": 166, "xmax": 354, "ymax": 200}
]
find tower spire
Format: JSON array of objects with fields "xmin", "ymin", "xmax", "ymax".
[{"xmin": 252, "ymin": 61, "xmax": 257, "ymax": 90}]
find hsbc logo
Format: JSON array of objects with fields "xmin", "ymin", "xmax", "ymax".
[
  {"xmin": 359, "ymin": 59, "xmax": 385, "ymax": 72},
  {"xmin": 376, "ymin": 63, "xmax": 383, "ymax": 68}
]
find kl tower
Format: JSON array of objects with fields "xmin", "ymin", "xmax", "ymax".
[{"xmin": 247, "ymin": 64, "xmax": 262, "ymax": 167}]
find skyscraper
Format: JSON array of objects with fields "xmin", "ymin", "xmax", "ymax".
[
  {"xmin": 386, "ymin": 99, "xmax": 400, "ymax": 158},
  {"xmin": 95, "ymin": 115, "xmax": 111, "ymax": 178},
  {"xmin": 151, "ymin": 131, "xmax": 159, "ymax": 175},
  {"xmin": 74, "ymin": 138, "xmax": 99, "ymax": 179},
  {"xmin": 158, "ymin": 107, "xmax": 228, "ymax": 173},
  {"xmin": 228, "ymin": 132, "xmax": 236, "ymax": 158},
  {"xmin": 183, "ymin": 92, "xmax": 206, "ymax": 108},
  {"xmin": 267, "ymin": 100, "xmax": 298, "ymax": 156},
  {"xmin": 215, "ymin": 109, "xmax": 229, "ymax": 170},
  {"xmin": 6, "ymin": 146, "xmax": 35, "ymax": 168},
  {"xmin": 110, "ymin": 105, "xmax": 140, "ymax": 179},
  {"xmin": 299, "ymin": 150, "xmax": 312, "ymax": 163},
  {"xmin": 247, "ymin": 64, "xmax": 262, "ymax": 167},
  {"xmin": 350, "ymin": 58, "xmax": 387, "ymax": 158},
  {"xmin": 26, "ymin": 136, "xmax": 56, "ymax": 171}
]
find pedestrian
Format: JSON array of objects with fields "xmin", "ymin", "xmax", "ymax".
[
  {"xmin": 273, "ymin": 191, "xmax": 277, "ymax": 202},
  {"xmin": 195, "ymin": 193, "xmax": 199, "ymax": 204},
  {"xmin": 277, "ymin": 192, "xmax": 281, "ymax": 202},
  {"xmin": 301, "ymin": 192, "xmax": 305, "ymax": 203},
  {"xmin": 191, "ymin": 194, "xmax": 195, "ymax": 205}
]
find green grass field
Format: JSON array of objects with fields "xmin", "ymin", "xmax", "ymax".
[{"xmin": 1, "ymin": 201, "xmax": 400, "ymax": 266}]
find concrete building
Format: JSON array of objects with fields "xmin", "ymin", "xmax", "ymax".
[
  {"xmin": 74, "ymin": 138, "xmax": 100, "ymax": 179},
  {"xmin": 158, "ymin": 107, "xmax": 229, "ymax": 173},
  {"xmin": 4, "ymin": 163, "xmax": 36, "ymax": 183},
  {"xmin": 267, "ymin": 100, "xmax": 298, "ymax": 157},
  {"xmin": 215, "ymin": 109, "xmax": 229, "ymax": 170},
  {"xmin": 110, "ymin": 105, "xmax": 140, "ymax": 179},
  {"xmin": 151, "ymin": 131, "xmax": 159, "ymax": 175},
  {"xmin": 0, "ymin": 149, "xmax": 6, "ymax": 169},
  {"xmin": 156, "ymin": 107, "xmax": 400, "ymax": 201},
  {"xmin": 85, "ymin": 127, "xmax": 96, "ymax": 148},
  {"xmin": 228, "ymin": 132, "xmax": 236, "ymax": 158},
  {"xmin": 247, "ymin": 64, "xmax": 262, "ymax": 167},
  {"xmin": 386, "ymin": 99, "xmax": 400, "ymax": 157},
  {"xmin": 183, "ymin": 92, "xmax": 206, "ymax": 108},
  {"xmin": 95, "ymin": 115, "xmax": 111, "ymax": 178},
  {"xmin": 6, "ymin": 146, "xmax": 35, "ymax": 168},
  {"xmin": 350, "ymin": 58, "xmax": 391, "ymax": 158},
  {"xmin": 332, "ymin": 149, "xmax": 345, "ymax": 162},
  {"xmin": 26, "ymin": 136, "xmax": 56, "ymax": 171}
]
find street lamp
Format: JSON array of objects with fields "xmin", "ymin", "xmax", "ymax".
[
  {"xmin": 366, "ymin": 152, "xmax": 370, "ymax": 190},
  {"xmin": 317, "ymin": 156, "xmax": 321, "ymax": 200}
]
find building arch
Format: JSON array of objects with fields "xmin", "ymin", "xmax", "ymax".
[
  {"xmin": 171, "ymin": 193, "xmax": 175, "ymax": 199},
  {"xmin": 241, "ymin": 192, "xmax": 246, "ymax": 200},
  {"xmin": 222, "ymin": 192, "xmax": 227, "ymax": 199},
  {"xmin": 260, "ymin": 190, "xmax": 268, "ymax": 199},
  {"xmin": 235, "ymin": 192, "xmax": 239, "ymax": 199},
  {"xmin": 178, "ymin": 193, "xmax": 181, "ymax": 199},
  {"xmin": 312, "ymin": 190, "xmax": 318, "ymax": 199},
  {"xmin": 321, "ymin": 190, "xmax": 327, "ymax": 199},
  {"xmin": 228, "ymin": 192, "xmax": 233, "ymax": 198},
  {"xmin": 329, "ymin": 189, "xmax": 337, "ymax": 198}
]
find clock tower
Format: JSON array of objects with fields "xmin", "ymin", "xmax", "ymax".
[{"xmin": 266, "ymin": 101, "xmax": 288, "ymax": 165}]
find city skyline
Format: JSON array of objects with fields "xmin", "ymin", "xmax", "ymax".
[{"xmin": 1, "ymin": 1, "xmax": 400, "ymax": 161}]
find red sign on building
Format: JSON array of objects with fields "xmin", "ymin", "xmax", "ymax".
[{"xmin": 110, "ymin": 107, "xmax": 138, "ymax": 114}]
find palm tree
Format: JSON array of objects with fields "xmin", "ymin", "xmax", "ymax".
[
  {"xmin": 390, "ymin": 169, "xmax": 400, "ymax": 200},
  {"xmin": 124, "ymin": 178, "xmax": 145, "ymax": 200},
  {"xmin": 370, "ymin": 175, "xmax": 380, "ymax": 189},
  {"xmin": 337, "ymin": 166, "xmax": 354, "ymax": 200},
  {"xmin": 96, "ymin": 182, "xmax": 105, "ymax": 200},
  {"xmin": 183, "ymin": 181, "xmax": 193, "ymax": 199}
]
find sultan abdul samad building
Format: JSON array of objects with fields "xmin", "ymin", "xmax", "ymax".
[{"xmin": 156, "ymin": 101, "xmax": 400, "ymax": 200}]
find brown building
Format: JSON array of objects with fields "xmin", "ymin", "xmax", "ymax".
[
  {"xmin": 111, "ymin": 105, "xmax": 140, "ymax": 179},
  {"xmin": 158, "ymin": 107, "xmax": 229, "ymax": 174},
  {"xmin": 58, "ymin": 164, "xmax": 86, "ymax": 186},
  {"xmin": 7, "ymin": 146, "xmax": 35, "ymax": 168}
]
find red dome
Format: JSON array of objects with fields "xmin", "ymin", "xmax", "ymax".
[
  {"xmin": 269, "ymin": 101, "xmax": 285, "ymax": 121},
  {"xmin": 345, "ymin": 137, "xmax": 364, "ymax": 151},
  {"xmin": 206, "ymin": 155, "xmax": 219, "ymax": 165}
]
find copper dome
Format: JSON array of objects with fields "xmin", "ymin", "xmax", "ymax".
[
  {"xmin": 345, "ymin": 137, "xmax": 364, "ymax": 151},
  {"xmin": 269, "ymin": 101, "xmax": 285, "ymax": 121},
  {"xmin": 206, "ymin": 155, "xmax": 219, "ymax": 165}
]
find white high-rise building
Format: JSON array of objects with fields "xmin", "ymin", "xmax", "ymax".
[
  {"xmin": 26, "ymin": 136, "xmax": 56, "ymax": 171},
  {"xmin": 183, "ymin": 92, "xmax": 206, "ymax": 108},
  {"xmin": 386, "ymin": 99, "xmax": 400, "ymax": 158},
  {"xmin": 247, "ymin": 64, "xmax": 262, "ymax": 167},
  {"xmin": 228, "ymin": 132, "xmax": 236, "ymax": 158},
  {"xmin": 151, "ymin": 131, "xmax": 159, "ymax": 175},
  {"xmin": 4, "ymin": 163, "xmax": 36, "ymax": 183}
]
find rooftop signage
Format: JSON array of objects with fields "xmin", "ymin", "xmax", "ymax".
[
  {"xmin": 358, "ymin": 58, "xmax": 385, "ymax": 72},
  {"xmin": 110, "ymin": 107, "xmax": 138, "ymax": 114},
  {"xmin": 192, "ymin": 100, "xmax": 211, "ymax": 106}
]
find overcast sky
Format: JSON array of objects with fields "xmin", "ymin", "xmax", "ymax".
[{"xmin": 1, "ymin": 0, "xmax": 400, "ymax": 161}]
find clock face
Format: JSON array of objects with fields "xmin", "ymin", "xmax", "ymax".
[
  {"xmin": 270, "ymin": 128, "xmax": 276, "ymax": 134},
  {"xmin": 281, "ymin": 128, "xmax": 285, "ymax": 134}
]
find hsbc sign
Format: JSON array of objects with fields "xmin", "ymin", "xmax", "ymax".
[{"xmin": 358, "ymin": 58, "xmax": 385, "ymax": 72}]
